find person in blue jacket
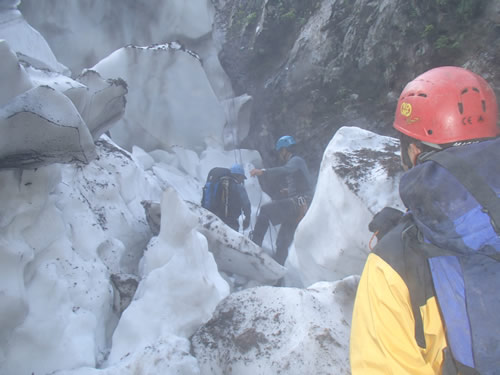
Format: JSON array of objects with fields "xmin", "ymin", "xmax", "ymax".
[{"xmin": 250, "ymin": 135, "xmax": 313, "ymax": 265}]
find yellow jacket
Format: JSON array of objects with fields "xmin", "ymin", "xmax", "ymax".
[{"xmin": 350, "ymin": 252, "xmax": 448, "ymax": 374}]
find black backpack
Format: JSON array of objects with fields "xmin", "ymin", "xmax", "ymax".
[{"xmin": 201, "ymin": 167, "xmax": 232, "ymax": 217}]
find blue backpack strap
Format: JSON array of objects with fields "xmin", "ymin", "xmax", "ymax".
[
  {"xmin": 426, "ymin": 247, "xmax": 500, "ymax": 373},
  {"xmin": 458, "ymin": 253, "xmax": 500, "ymax": 374},
  {"xmin": 403, "ymin": 225, "xmax": 490, "ymax": 374}
]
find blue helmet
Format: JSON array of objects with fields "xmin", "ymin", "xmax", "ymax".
[
  {"xmin": 230, "ymin": 163, "xmax": 246, "ymax": 179},
  {"xmin": 275, "ymin": 135, "xmax": 296, "ymax": 151}
]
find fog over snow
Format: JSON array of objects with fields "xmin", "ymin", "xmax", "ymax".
[{"xmin": 0, "ymin": 2, "xmax": 403, "ymax": 374}]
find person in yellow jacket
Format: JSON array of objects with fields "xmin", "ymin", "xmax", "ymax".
[
  {"xmin": 350, "ymin": 66, "xmax": 500, "ymax": 374},
  {"xmin": 350, "ymin": 233, "xmax": 448, "ymax": 374}
]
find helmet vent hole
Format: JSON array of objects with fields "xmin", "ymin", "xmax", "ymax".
[
  {"xmin": 461, "ymin": 88, "xmax": 469, "ymax": 95},
  {"xmin": 408, "ymin": 93, "xmax": 415, "ymax": 97},
  {"xmin": 472, "ymin": 87, "xmax": 480, "ymax": 93},
  {"xmin": 482, "ymin": 100, "xmax": 486, "ymax": 112},
  {"xmin": 427, "ymin": 130, "xmax": 433, "ymax": 135},
  {"xmin": 418, "ymin": 93, "xmax": 427, "ymax": 97},
  {"xmin": 458, "ymin": 102, "xmax": 464, "ymax": 114}
]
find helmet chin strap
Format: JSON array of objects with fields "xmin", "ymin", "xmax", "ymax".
[
  {"xmin": 417, "ymin": 150, "xmax": 439, "ymax": 164},
  {"xmin": 401, "ymin": 146, "xmax": 413, "ymax": 170},
  {"xmin": 421, "ymin": 141, "xmax": 442, "ymax": 150},
  {"xmin": 279, "ymin": 148, "xmax": 292, "ymax": 162}
]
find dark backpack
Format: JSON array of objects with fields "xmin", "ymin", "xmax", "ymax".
[
  {"xmin": 398, "ymin": 141, "xmax": 500, "ymax": 375},
  {"xmin": 201, "ymin": 167, "xmax": 232, "ymax": 217}
]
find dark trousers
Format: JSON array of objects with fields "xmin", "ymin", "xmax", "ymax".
[
  {"xmin": 252, "ymin": 198, "xmax": 298, "ymax": 265},
  {"xmin": 221, "ymin": 216, "xmax": 239, "ymax": 232}
]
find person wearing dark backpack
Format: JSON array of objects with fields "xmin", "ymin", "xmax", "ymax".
[
  {"xmin": 249, "ymin": 135, "xmax": 313, "ymax": 266},
  {"xmin": 226, "ymin": 163, "xmax": 251, "ymax": 232},
  {"xmin": 201, "ymin": 164, "xmax": 251, "ymax": 232},
  {"xmin": 350, "ymin": 66, "xmax": 500, "ymax": 374}
]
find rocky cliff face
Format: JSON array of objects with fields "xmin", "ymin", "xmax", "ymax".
[{"xmin": 213, "ymin": 0, "xmax": 500, "ymax": 171}]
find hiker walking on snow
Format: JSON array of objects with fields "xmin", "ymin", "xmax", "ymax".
[
  {"xmin": 249, "ymin": 135, "xmax": 313, "ymax": 266},
  {"xmin": 350, "ymin": 66, "xmax": 500, "ymax": 374},
  {"xmin": 201, "ymin": 163, "xmax": 251, "ymax": 232}
]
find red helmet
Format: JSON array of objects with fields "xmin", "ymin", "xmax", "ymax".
[{"xmin": 393, "ymin": 66, "xmax": 499, "ymax": 145}]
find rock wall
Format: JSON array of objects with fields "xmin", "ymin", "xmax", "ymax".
[{"xmin": 214, "ymin": 0, "xmax": 500, "ymax": 172}]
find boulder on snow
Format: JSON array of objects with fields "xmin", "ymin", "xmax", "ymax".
[{"xmin": 191, "ymin": 275, "xmax": 359, "ymax": 375}]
